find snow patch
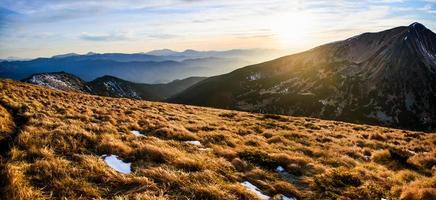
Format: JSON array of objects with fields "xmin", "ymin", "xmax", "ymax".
[
  {"xmin": 103, "ymin": 81, "xmax": 140, "ymax": 99},
  {"xmin": 130, "ymin": 130, "xmax": 143, "ymax": 137},
  {"xmin": 275, "ymin": 166, "xmax": 285, "ymax": 173},
  {"xmin": 407, "ymin": 150, "xmax": 416, "ymax": 155},
  {"xmin": 241, "ymin": 181, "xmax": 270, "ymax": 200},
  {"xmin": 260, "ymin": 85, "xmax": 289, "ymax": 95},
  {"xmin": 319, "ymin": 99, "xmax": 336, "ymax": 106},
  {"xmin": 368, "ymin": 111, "xmax": 393, "ymax": 123},
  {"xmin": 102, "ymin": 154, "xmax": 131, "ymax": 174},
  {"xmin": 28, "ymin": 74, "xmax": 79, "ymax": 91},
  {"xmin": 185, "ymin": 140, "xmax": 201, "ymax": 145},
  {"xmin": 247, "ymin": 72, "xmax": 261, "ymax": 81},
  {"xmin": 282, "ymin": 195, "xmax": 297, "ymax": 200},
  {"xmin": 364, "ymin": 155, "xmax": 370, "ymax": 161}
]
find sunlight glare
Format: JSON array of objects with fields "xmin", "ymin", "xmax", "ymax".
[{"xmin": 270, "ymin": 12, "xmax": 315, "ymax": 47}]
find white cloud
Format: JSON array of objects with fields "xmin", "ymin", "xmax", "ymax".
[
  {"xmin": 422, "ymin": 4, "xmax": 436, "ymax": 13},
  {"xmin": 79, "ymin": 32, "xmax": 130, "ymax": 41}
]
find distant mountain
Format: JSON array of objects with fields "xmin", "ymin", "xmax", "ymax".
[
  {"xmin": 147, "ymin": 48, "xmax": 281, "ymax": 60},
  {"xmin": 0, "ymin": 57, "xmax": 30, "ymax": 62},
  {"xmin": 0, "ymin": 49, "xmax": 282, "ymax": 83},
  {"xmin": 51, "ymin": 53, "xmax": 80, "ymax": 59},
  {"xmin": 170, "ymin": 23, "xmax": 436, "ymax": 130},
  {"xmin": 146, "ymin": 49, "xmax": 179, "ymax": 56},
  {"xmin": 23, "ymin": 72, "xmax": 206, "ymax": 101}
]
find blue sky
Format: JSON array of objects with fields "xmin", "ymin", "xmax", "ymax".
[{"xmin": 0, "ymin": 0, "xmax": 435, "ymax": 58}]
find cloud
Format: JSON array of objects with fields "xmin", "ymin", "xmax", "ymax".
[
  {"xmin": 147, "ymin": 33, "xmax": 178, "ymax": 39},
  {"xmin": 79, "ymin": 32, "xmax": 130, "ymax": 41},
  {"xmin": 0, "ymin": 7, "xmax": 20, "ymax": 27},
  {"xmin": 422, "ymin": 4, "xmax": 436, "ymax": 13}
]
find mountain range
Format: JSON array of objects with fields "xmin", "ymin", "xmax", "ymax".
[
  {"xmin": 170, "ymin": 23, "xmax": 436, "ymax": 130},
  {"xmin": 23, "ymin": 72, "xmax": 205, "ymax": 101},
  {"xmin": 0, "ymin": 49, "xmax": 281, "ymax": 83},
  {"xmin": 8, "ymin": 23, "xmax": 436, "ymax": 130}
]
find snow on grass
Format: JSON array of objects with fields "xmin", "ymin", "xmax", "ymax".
[
  {"xmin": 247, "ymin": 72, "xmax": 261, "ymax": 81},
  {"xmin": 275, "ymin": 166, "xmax": 285, "ymax": 173},
  {"xmin": 241, "ymin": 181, "xmax": 270, "ymax": 200},
  {"xmin": 29, "ymin": 74, "xmax": 73, "ymax": 90},
  {"xmin": 103, "ymin": 81, "xmax": 140, "ymax": 99},
  {"xmin": 282, "ymin": 195, "xmax": 297, "ymax": 200},
  {"xmin": 130, "ymin": 130, "xmax": 143, "ymax": 137},
  {"xmin": 185, "ymin": 140, "xmax": 201, "ymax": 145},
  {"xmin": 102, "ymin": 154, "xmax": 131, "ymax": 174},
  {"xmin": 368, "ymin": 111, "xmax": 393, "ymax": 123}
]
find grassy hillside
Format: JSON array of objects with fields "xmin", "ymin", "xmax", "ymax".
[{"xmin": 0, "ymin": 80, "xmax": 435, "ymax": 200}]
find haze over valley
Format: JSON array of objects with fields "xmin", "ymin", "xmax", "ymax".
[{"xmin": 0, "ymin": 48, "xmax": 282, "ymax": 83}]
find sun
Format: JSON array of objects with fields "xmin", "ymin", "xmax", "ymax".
[{"xmin": 270, "ymin": 12, "xmax": 314, "ymax": 47}]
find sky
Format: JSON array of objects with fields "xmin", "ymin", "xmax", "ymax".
[{"xmin": 0, "ymin": 0, "xmax": 435, "ymax": 59}]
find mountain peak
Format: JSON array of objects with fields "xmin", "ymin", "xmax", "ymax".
[
  {"xmin": 52, "ymin": 53, "xmax": 79, "ymax": 59},
  {"xmin": 146, "ymin": 49, "xmax": 178, "ymax": 56},
  {"xmin": 408, "ymin": 22, "xmax": 429, "ymax": 33},
  {"xmin": 409, "ymin": 22, "xmax": 425, "ymax": 28},
  {"xmin": 86, "ymin": 52, "xmax": 97, "ymax": 55},
  {"xmin": 183, "ymin": 49, "xmax": 198, "ymax": 53},
  {"xmin": 405, "ymin": 22, "xmax": 436, "ymax": 49}
]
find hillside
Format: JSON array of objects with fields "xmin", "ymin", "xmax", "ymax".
[
  {"xmin": 88, "ymin": 75, "xmax": 207, "ymax": 101},
  {"xmin": 170, "ymin": 23, "xmax": 436, "ymax": 131},
  {"xmin": 23, "ymin": 72, "xmax": 92, "ymax": 93},
  {"xmin": 0, "ymin": 80, "xmax": 435, "ymax": 200},
  {"xmin": 23, "ymin": 72, "xmax": 206, "ymax": 101}
]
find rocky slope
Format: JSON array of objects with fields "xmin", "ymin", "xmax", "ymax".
[
  {"xmin": 170, "ymin": 23, "xmax": 436, "ymax": 130},
  {"xmin": 23, "ymin": 72, "xmax": 91, "ymax": 92},
  {"xmin": 88, "ymin": 75, "xmax": 206, "ymax": 100}
]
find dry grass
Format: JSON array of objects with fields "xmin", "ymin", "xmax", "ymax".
[
  {"xmin": 0, "ymin": 104, "xmax": 15, "ymax": 141},
  {"xmin": 0, "ymin": 80, "xmax": 435, "ymax": 200}
]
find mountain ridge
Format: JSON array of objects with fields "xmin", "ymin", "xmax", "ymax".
[
  {"xmin": 170, "ymin": 23, "xmax": 436, "ymax": 130},
  {"xmin": 23, "ymin": 72, "xmax": 206, "ymax": 101},
  {"xmin": 0, "ymin": 49, "xmax": 282, "ymax": 83}
]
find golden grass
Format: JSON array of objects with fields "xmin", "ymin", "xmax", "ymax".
[
  {"xmin": 0, "ymin": 80, "xmax": 435, "ymax": 199},
  {"xmin": 0, "ymin": 104, "xmax": 14, "ymax": 141}
]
